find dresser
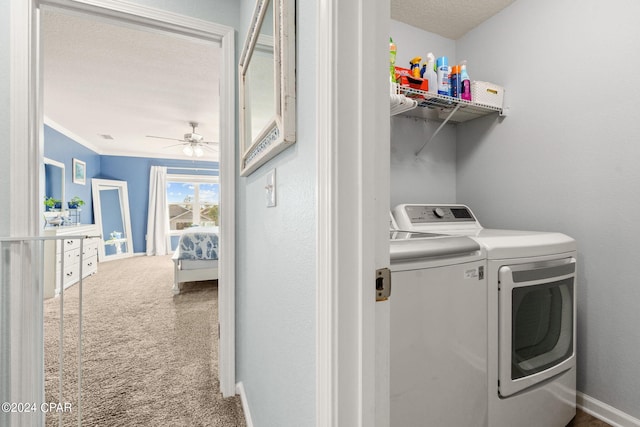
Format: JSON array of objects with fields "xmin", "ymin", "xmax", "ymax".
[{"xmin": 43, "ymin": 224, "xmax": 100, "ymax": 299}]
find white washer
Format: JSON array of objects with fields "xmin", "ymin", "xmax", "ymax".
[
  {"xmin": 389, "ymin": 229, "xmax": 487, "ymax": 426},
  {"xmin": 393, "ymin": 204, "xmax": 577, "ymax": 427}
]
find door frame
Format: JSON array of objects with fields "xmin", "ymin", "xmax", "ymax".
[
  {"xmin": 316, "ymin": 0, "xmax": 390, "ymax": 425},
  {"xmin": 9, "ymin": 0, "xmax": 237, "ymax": 398}
]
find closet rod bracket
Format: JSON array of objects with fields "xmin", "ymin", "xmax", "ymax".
[{"xmin": 415, "ymin": 103, "xmax": 461, "ymax": 156}]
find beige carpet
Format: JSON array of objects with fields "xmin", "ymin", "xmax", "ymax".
[{"xmin": 43, "ymin": 255, "xmax": 245, "ymax": 426}]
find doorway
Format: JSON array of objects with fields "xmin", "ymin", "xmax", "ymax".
[
  {"xmin": 39, "ymin": 0, "xmax": 236, "ymax": 395},
  {"xmin": 9, "ymin": 0, "xmax": 236, "ymax": 418}
]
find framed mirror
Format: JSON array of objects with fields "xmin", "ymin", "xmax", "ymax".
[
  {"xmin": 91, "ymin": 178, "xmax": 134, "ymax": 261},
  {"xmin": 239, "ymin": 0, "xmax": 296, "ymax": 176},
  {"xmin": 43, "ymin": 157, "xmax": 65, "ymax": 227}
]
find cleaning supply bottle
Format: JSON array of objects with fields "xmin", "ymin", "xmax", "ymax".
[
  {"xmin": 410, "ymin": 56, "xmax": 422, "ymax": 78},
  {"xmin": 450, "ymin": 64, "xmax": 460, "ymax": 98},
  {"xmin": 436, "ymin": 56, "xmax": 450, "ymax": 96},
  {"xmin": 460, "ymin": 60, "xmax": 472, "ymax": 101},
  {"xmin": 389, "ymin": 37, "xmax": 397, "ymax": 83},
  {"xmin": 424, "ymin": 53, "xmax": 438, "ymax": 94}
]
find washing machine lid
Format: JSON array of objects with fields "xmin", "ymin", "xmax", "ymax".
[{"xmin": 390, "ymin": 231, "xmax": 480, "ymax": 261}]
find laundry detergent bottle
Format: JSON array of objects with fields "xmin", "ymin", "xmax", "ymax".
[
  {"xmin": 436, "ymin": 56, "xmax": 450, "ymax": 96},
  {"xmin": 460, "ymin": 60, "xmax": 472, "ymax": 101}
]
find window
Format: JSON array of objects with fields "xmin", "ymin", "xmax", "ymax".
[{"xmin": 166, "ymin": 175, "xmax": 219, "ymax": 231}]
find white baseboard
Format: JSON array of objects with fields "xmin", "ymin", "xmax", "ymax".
[
  {"xmin": 236, "ymin": 382, "xmax": 254, "ymax": 427},
  {"xmin": 233, "ymin": 387, "xmax": 639, "ymax": 427},
  {"xmin": 578, "ymin": 392, "xmax": 640, "ymax": 427}
]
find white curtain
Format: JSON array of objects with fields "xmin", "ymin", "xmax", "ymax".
[{"xmin": 146, "ymin": 166, "xmax": 169, "ymax": 256}]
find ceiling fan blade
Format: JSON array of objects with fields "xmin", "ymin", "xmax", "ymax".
[
  {"xmin": 200, "ymin": 144, "xmax": 219, "ymax": 152},
  {"xmin": 163, "ymin": 143, "xmax": 187, "ymax": 148},
  {"xmin": 146, "ymin": 135, "xmax": 185, "ymax": 142},
  {"xmin": 201, "ymin": 140, "xmax": 219, "ymax": 145}
]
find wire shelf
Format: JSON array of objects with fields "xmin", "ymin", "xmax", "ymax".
[{"xmin": 393, "ymin": 85, "xmax": 503, "ymax": 123}]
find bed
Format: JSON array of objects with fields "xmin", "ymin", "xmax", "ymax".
[{"xmin": 172, "ymin": 227, "xmax": 219, "ymax": 294}]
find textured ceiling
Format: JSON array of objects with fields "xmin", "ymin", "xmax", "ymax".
[
  {"xmin": 42, "ymin": 9, "xmax": 221, "ymax": 161},
  {"xmin": 391, "ymin": 0, "xmax": 515, "ymax": 39}
]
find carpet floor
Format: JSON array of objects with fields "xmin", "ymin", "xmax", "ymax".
[{"xmin": 43, "ymin": 255, "xmax": 245, "ymax": 426}]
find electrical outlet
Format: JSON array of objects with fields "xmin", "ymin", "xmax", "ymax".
[{"xmin": 266, "ymin": 169, "xmax": 276, "ymax": 207}]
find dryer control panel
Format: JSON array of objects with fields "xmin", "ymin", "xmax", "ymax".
[{"xmin": 393, "ymin": 204, "xmax": 480, "ymax": 230}]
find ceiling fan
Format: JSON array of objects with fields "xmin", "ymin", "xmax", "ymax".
[{"xmin": 146, "ymin": 122, "xmax": 218, "ymax": 157}]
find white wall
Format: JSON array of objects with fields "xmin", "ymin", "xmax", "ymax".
[
  {"xmin": 456, "ymin": 0, "xmax": 640, "ymax": 419},
  {"xmin": 235, "ymin": 0, "xmax": 316, "ymax": 425},
  {"xmin": 0, "ymin": 1, "xmax": 9, "ymax": 235},
  {"xmin": 126, "ymin": 0, "xmax": 240, "ymax": 28},
  {"xmin": 390, "ymin": 20, "xmax": 458, "ymax": 207}
]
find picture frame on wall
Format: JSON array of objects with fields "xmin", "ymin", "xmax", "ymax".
[{"xmin": 73, "ymin": 158, "xmax": 86, "ymax": 185}]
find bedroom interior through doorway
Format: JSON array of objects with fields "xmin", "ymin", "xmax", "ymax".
[{"xmin": 34, "ymin": 0, "xmax": 237, "ymax": 404}]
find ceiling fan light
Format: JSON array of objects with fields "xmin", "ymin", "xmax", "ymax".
[
  {"xmin": 194, "ymin": 146, "xmax": 204, "ymax": 157},
  {"xmin": 183, "ymin": 145, "xmax": 194, "ymax": 156}
]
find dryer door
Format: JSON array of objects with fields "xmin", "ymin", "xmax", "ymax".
[{"xmin": 498, "ymin": 257, "xmax": 576, "ymax": 397}]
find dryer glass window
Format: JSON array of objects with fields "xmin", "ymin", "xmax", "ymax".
[{"xmin": 511, "ymin": 278, "xmax": 573, "ymax": 380}]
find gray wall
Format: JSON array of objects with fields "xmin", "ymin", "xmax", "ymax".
[
  {"xmin": 235, "ymin": 0, "xmax": 316, "ymax": 425},
  {"xmin": 390, "ymin": 20, "xmax": 458, "ymax": 207},
  {"xmin": 456, "ymin": 0, "xmax": 640, "ymax": 419}
]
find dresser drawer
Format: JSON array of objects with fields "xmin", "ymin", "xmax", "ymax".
[
  {"xmin": 62, "ymin": 238, "xmax": 81, "ymax": 252},
  {"xmin": 57, "ymin": 263, "xmax": 80, "ymax": 287},
  {"xmin": 82, "ymin": 240, "xmax": 99, "ymax": 257},
  {"xmin": 83, "ymin": 255, "xmax": 98, "ymax": 276},
  {"xmin": 59, "ymin": 248, "xmax": 80, "ymax": 266}
]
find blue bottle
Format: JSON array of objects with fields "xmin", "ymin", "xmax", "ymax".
[{"xmin": 436, "ymin": 56, "xmax": 450, "ymax": 96}]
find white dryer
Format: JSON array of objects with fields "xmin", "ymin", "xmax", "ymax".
[{"xmin": 393, "ymin": 204, "xmax": 577, "ymax": 427}]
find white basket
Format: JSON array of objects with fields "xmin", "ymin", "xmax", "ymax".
[{"xmin": 471, "ymin": 81, "xmax": 504, "ymax": 109}]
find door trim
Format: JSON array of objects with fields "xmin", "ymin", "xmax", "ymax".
[
  {"xmin": 11, "ymin": 0, "xmax": 236, "ymax": 398},
  {"xmin": 8, "ymin": 1, "xmax": 45, "ymax": 419},
  {"xmin": 316, "ymin": 0, "xmax": 390, "ymax": 425}
]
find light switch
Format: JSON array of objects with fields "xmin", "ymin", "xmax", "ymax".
[{"xmin": 266, "ymin": 169, "xmax": 276, "ymax": 207}]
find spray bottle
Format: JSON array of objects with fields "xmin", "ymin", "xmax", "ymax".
[
  {"xmin": 423, "ymin": 53, "xmax": 438, "ymax": 94},
  {"xmin": 410, "ymin": 56, "xmax": 422, "ymax": 78},
  {"xmin": 460, "ymin": 60, "xmax": 472, "ymax": 101},
  {"xmin": 450, "ymin": 65, "xmax": 460, "ymax": 98}
]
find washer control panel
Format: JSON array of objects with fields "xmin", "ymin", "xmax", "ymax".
[{"xmin": 394, "ymin": 204, "xmax": 477, "ymax": 226}]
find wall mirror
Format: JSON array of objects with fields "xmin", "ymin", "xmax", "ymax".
[
  {"xmin": 239, "ymin": 0, "xmax": 296, "ymax": 176},
  {"xmin": 43, "ymin": 157, "xmax": 65, "ymax": 226},
  {"xmin": 91, "ymin": 178, "xmax": 134, "ymax": 261}
]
